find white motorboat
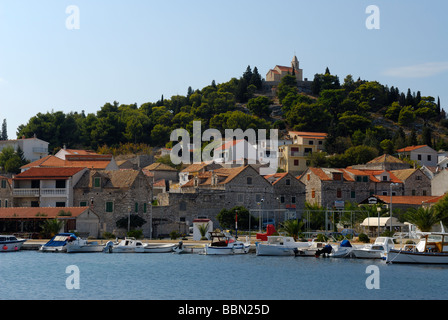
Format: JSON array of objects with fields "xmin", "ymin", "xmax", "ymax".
[
  {"xmin": 66, "ymin": 238, "xmax": 105, "ymax": 253},
  {"xmin": 104, "ymin": 238, "xmax": 176, "ymax": 253},
  {"xmin": 352, "ymin": 237, "xmax": 395, "ymax": 260},
  {"xmin": 203, "ymin": 232, "xmax": 250, "ymax": 255},
  {"xmin": 40, "ymin": 233, "xmax": 77, "ymax": 252},
  {"xmin": 256, "ymin": 236, "xmax": 310, "ymax": 256},
  {"xmin": 386, "ymin": 233, "xmax": 448, "ymax": 264},
  {"xmin": 0, "ymin": 235, "xmax": 27, "ymax": 252},
  {"xmin": 296, "ymin": 240, "xmax": 330, "ymax": 257},
  {"xmin": 104, "ymin": 238, "xmax": 145, "ymax": 253},
  {"xmin": 328, "ymin": 240, "xmax": 355, "ymax": 258},
  {"xmin": 136, "ymin": 242, "xmax": 176, "ymax": 253}
]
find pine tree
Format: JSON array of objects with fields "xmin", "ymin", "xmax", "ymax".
[{"xmin": 1, "ymin": 119, "xmax": 7, "ymax": 140}]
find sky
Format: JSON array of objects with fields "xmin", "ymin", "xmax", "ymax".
[{"xmin": 0, "ymin": 0, "xmax": 447, "ymax": 139}]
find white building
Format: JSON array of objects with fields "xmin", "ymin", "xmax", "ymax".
[
  {"xmin": 396, "ymin": 145, "xmax": 438, "ymax": 167},
  {"xmin": 0, "ymin": 136, "xmax": 49, "ymax": 163}
]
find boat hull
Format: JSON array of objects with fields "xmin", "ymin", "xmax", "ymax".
[
  {"xmin": 66, "ymin": 244, "xmax": 104, "ymax": 253},
  {"xmin": 386, "ymin": 249, "xmax": 448, "ymax": 264},
  {"xmin": 40, "ymin": 245, "xmax": 67, "ymax": 252},
  {"xmin": 0, "ymin": 240, "xmax": 26, "ymax": 252},
  {"xmin": 204, "ymin": 243, "xmax": 250, "ymax": 255},
  {"xmin": 256, "ymin": 244, "xmax": 298, "ymax": 256},
  {"xmin": 135, "ymin": 244, "xmax": 176, "ymax": 253},
  {"xmin": 352, "ymin": 249, "xmax": 384, "ymax": 259}
]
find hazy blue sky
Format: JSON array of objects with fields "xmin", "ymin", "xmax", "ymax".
[{"xmin": 0, "ymin": 0, "xmax": 447, "ymax": 139}]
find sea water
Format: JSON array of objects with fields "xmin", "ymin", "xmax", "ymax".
[{"xmin": 0, "ymin": 251, "xmax": 446, "ymax": 300}]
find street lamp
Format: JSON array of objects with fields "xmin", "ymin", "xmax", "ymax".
[
  {"xmin": 390, "ymin": 183, "xmax": 399, "ymax": 233},
  {"xmin": 127, "ymin": 205, "xmax": 131, "ymax": 235}
]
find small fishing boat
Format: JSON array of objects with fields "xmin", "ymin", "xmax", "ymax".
[
  {"xmin": 328, "ymin": 240, "xmax": 354, "ymax": 258},
  {"xmin": 256, "ymin": 236, "xmax": 310, "ymax": 256},
  {"xmin": 104, "ymin": 238, "xmax": 176, "ymax": 253},
  {"xmin": 386, "ymin": 233, "xmax": 448, "ymax": 264},
  {"xmin": 40, "ymin": 233, "xmax": 77, "ymax": 252},
  {"xmin": 296, "ymin": 240, "xmax": 329, "ymax": 257},
  {"xmin": 0, "ymin": 235, "xmax": 27, "ymax": 252},
  {"xmin": 352, "ymin": 237, "xmax": 395, "ymax": 260},
  {"xmin": 204, "ymin": 232, "xmax": 250, "ymax": 255},
  {"xmin": 66, "ymin": 238, "xmax": 105, "ymax": 253}
]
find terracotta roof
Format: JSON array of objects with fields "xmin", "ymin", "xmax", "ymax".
[
  {"xmin": 374, "ymin": 195, "xmax": 440, "ymax": 205},
  {"xmin": 14, "ymin": 167, "xmax": 85, "ymax": 180},
  {"xmin": 216, "ymin": 139, "xmax": 247, "ymax": 151},
  {"xmin": 397, "ymin": 145, "xmax": 428, "ymax": 152},
  {"xmin": 264, "ymin": 172, "xmax": 290, "ymax": 185},
  {"xmin": 368, "ymin": 154, "xmax": 406, "ymax": 164},
  {"xmin": 181, "ymin": 163, "xmax": 208, "ymax": 173},
  {"xmin": 0, "ymin": 207, "xmax": 90, "ymax": 219},
  {"xmin": 181, "ymin": 166, "xmax": 248, "ymax": 188},
  {"xmin": 75, "ymin": 169, "xmax": 143, "ymax": 188},
  {"xmin": 62, "ymin": 149, "xmax": 99, "ymax": 156},
  {"xmin": 21, "ymin": 155, "xmax": 113, "ymax": 170},
  {"xmin": 288, "ymin": 131, "xmax": 328, "ymax": 139},
  {"xmin": 144, "ymin": 162, "xmax": 177, "ymax": 171}
]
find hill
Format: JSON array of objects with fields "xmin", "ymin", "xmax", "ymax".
[{"xmin": 15, "ymin": 66, "xmax": 448, "ymax": 166}]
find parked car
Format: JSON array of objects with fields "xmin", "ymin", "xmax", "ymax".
[{"xmin": 341, "ymin": 228, "xmax": 358, "ymax": 237}]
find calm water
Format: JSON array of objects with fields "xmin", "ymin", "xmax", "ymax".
[{"xmin": 1, "ymin": 251, "xmax": 447, "ymax": 300}]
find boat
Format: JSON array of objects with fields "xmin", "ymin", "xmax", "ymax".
[
  {"xmin": 66, "ymin": 238, "xmax": 105, "ymax": 253},
  {"xmin": 136, "ymin": 242, "xmax": 176, "ymax": 253},
  {"xmin": 256, "ymin": 236, "xmax": 310, "ymax": 256},
  {"xmin": 386, "ymin": 233, "xmax": 448, "ymax": 264},
  {"xmin": 39, "ymin": 233, "xmax": 77, "ymax": 252},
  {"xmin": 352, "ymin": 237, "xmax": 395, "ymax": 259},
  {"xmin": 203, "ymin": 231, "xmax": 250, "ymax": 255},
  {"xmin": 296, "ymin": 240, "xmax": 329, "ymax": 257},
  {"xmin": 0, "ymin": 235, "xmax": 27, "ymax": 252},
  {"xmin": 104, "ymin": 238, "xmax": 176, "ymax": 253},
  {"xmin": 328, "ymin": 239, "xmax": 355, "ymax": 258}
]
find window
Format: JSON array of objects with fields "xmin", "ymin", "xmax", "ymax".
[
  {"xmin": 80, "ymin": 201, "xmax": 88, "ymax": 207},
  {"xmin": 31, "ymin": 201, "xmax": 39, "ymax": 207},
  {"xmin": 418, "ymin": 154, "xmax": 422, "ymax": 161},
  {"xmin": 56, "ymin": 202, "xmax": 66, "ymax": 207},
  {"xmin": 382, "ymin": 176, "xmax": 388, "ymax": 181},
  {"xmin": 291, "ymin": 196, "xmax": 296, "ymax": 203},
  {"xmin": 0, "ymin": 200, "xmax": 2, "ymax": 207},
  {"xmin": 308, "ymin": 140, "xmax": 314, "ymax": 145},
  {"xmin": 1, "ymin": 180, "xmax": 6, "ymax": 188},
  {"xmin": 247, "ymin": 177, "xmax": 252, "ymax": 185},
  {"xmin": 333, "ymin": 173, "xmax": 342, "ymax": 181},
  {"xmin": 312, "ymin": 189, "xmax": 316, "ymax": 198},
  {"xmin": 94, "ymin": 177, "xmax": 101, "ymax": 188},
  {"xmin": 412, "ymin": 190, "xmax": 416, "ymax": 196},
  {"xmin": 423, "ymin": 190, "xmax": 427, "ymax": 196},
  {"xmin": 4, "ymin": 200, "xmax": 7, "ymax": 208},
  {"xmin": 427, "ymin": 155, "xmax": 432, "ymax": 161},
  {"xmin": 351, "ymin": 191, "xmax": 356, "ymax": 199},
  {"xmin": 382, "ymin": 191, "xmax": 388, "ymax": 196},
  {"xmin": 416, "ymin": 175, "xmax": 422, "ymax": 180},
  {"xmin": 280, "ymin": 196, "xmax": 285, "ymax": 203},
  {"xmin": 55, "ymin": 180, "xmax": 66, "ymax": 188},
  {"xmin": 134, "ymin": 202, "xmax": 139, "ymax": 213},
  {"xmin": 307, "ymin": 174, "xmax": 311, "ymax": 181},
  {"xmin": 294, "ymin": 159, "xmax": 299, "ymax": 166},
  {"xmin": 285, "ymin": 179, "xmax": 291, "ymax": 186},
  {"xmin": 336, "ymin": 188, "xmax": 342, "ymax": 198},
  {"xmin": 31, "ymin": 180, "xmax": 40, "ymax": 189},
  {"xmin": 237, "ymin": 194, "xmax": 244, "ymax": 203},
  {"xmin": 356, "ymin": 176, "xmax": 362, "ymax": 182},
  {"xmin": 179, "ymin": 202, "xmax": 187, "ymax": 211},
  {"xmin": 106, "ymin": 201, "xmax": 114, "ymax": 213},
  {"xmin": 363, "ymin": 176, "xmax": 368, "ymax": 182},
  {"xmin": 143, "ymin": 203, "xmax": 147, "ymax": 213}
]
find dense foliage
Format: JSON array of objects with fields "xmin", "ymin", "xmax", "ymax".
[{"xmin": 15, "ymin": 65, "xmax": 448, "ymax": 168}]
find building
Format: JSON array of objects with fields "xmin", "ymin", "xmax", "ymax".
[
  {"xmin": 179, "ymin": 162, "xmax": 222, "ymax": 187},
  {"xmin": 266, "ymin": 55, "xmax": 303, "ymax": 83},
  {"xmin": 0, "ymin": 207, "xmax": 100, "ymax": 238},
  {"xmin": 20, "ymin": 154, "xmax": 119, "ymax": 172},
  {"xmin": 351, "ymin": 154, "xmax": 410, "ymax": 171},
  {"xmin": 0, "ymin": 175, "xmax": 13, "ymax": 208},
  {"xmin": 73, "ymin": 169, "xmax": 153, "ymax": 237},
  {"xmin": 0, "ymin": 136, "xmax": 49, "ymax": 163},
  {"xmin": 12, "ymin": 167, "xmax": 87, "ymax": 208},
  {"xmin": 143, "ymin": 162, "xmax": 178, "ymax": 183},
  {"xmin": 264, "ymin": 172, "xmax": 306, "ymax": 220},
  {"xmin": 432, "ymin": 169, "xmax": 448, "ymax": 196},
  {"xmin": 397, "ymin": 145, "xmax": 438, "ymax": 167}
]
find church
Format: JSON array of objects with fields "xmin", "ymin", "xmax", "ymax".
[{"xmin": 266, "ymin": 55, "xmax": 303, "ymax": 83}]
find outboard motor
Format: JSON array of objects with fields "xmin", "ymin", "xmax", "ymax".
[
  {"xmin": 104, "ymin": 241, "xmax": 114, "ymax": 253},
  {"xmin": 315, "ymin": 244, "xmax": 333, "ymax": 258}
]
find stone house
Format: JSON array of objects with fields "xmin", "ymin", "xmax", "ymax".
[
  {"xmin": 20, "ymin": 154, "xmax": 118, "ymax": 172},
  {"xmin": 391, "ymin": 168, "xmax": 432, "ymax": 196},
  {"xmin": 0, "ymin": 175, "xmax": 13, "ymax": 208},
  {"xmin": 143, "ymin": 162, "xmax": 178, "ymax": 182},
  {"xmin": 179, "ymin": 162, "xmax": 222, "ymax": 187},
  {"xmin": 264, "ymin": 172, "xmax": 306, "ymax": 221},
  {"xmin": 73, "ymin": 169, "xmax": 153, "ymax": 237},
  {"xmin": 155, "ymin": 165, "xmax": 276, "ymax": 231}
]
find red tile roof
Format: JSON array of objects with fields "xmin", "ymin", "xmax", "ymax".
[
  {"xmin": 0, "ymin": 207, "xmax": 91, "ymax": 219},
  {"xmin": 396, "ymin": 145, "xmax": 428, "ymax": 152},
  {"xmin": 14, "ymin": 167, "xmax": 85, "ymax": 180}
]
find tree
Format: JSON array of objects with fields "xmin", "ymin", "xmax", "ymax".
[
  {"xmin": 40, "ymin": 219, "xmax": 65, "ymax": 238},
  {"xmin": 0, "ymin": 146, "xmax": 24, "ymax": 174},
  {"xmin": 216, "ymin": 206, "xmax": 256, "ymax": 230},
  {"xmin": 247, "ymin": 96, "xmax": 271, "ymax": 118},
  {"xmin": 1, "ymin": 119, "xmax": 7, "ymax": 140},
  {"xmin": 403, "ymin": 207, "xmax": 445, "ymax": 232},
  {"xmin": 280, "ymin": 219, "xmax": 304, "ymax": 241}
]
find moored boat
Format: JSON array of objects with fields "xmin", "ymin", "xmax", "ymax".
[
  {"xmin": 352, "ymin": 237, "xmax": 395, "ymax": 259},
  {"xmin": 103, "ymin": 238, "xmax": 145, "ymax": 253},
  {"xmin": 256, "ymin": 236, "xmax": 310, "ymax": 256},
  {"xmin": 66, "ymin": 238, "xmax": 105, "ymax": 253},
  {"xmin": 386, "ymin": 233, "xmax": 448, "ymax": 264},
  {"xmin": 204, "ymin": 232, "xmax": 250, "ymax": 255},
  {"xmin": 0, "ymin": 235, "xmax": 27, "ymax": 252},
  {"xmin": 39, "ymin": 233, "xmax": 77, "ymax": 252}
]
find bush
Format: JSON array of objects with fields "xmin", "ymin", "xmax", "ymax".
[
  {"xmin": 358, "ymin": 233, "xmax": 370, "ymax": 243},
  {"xmin": 102, "ymin": 232, "xmax": 116, "ymax": 239},
  {"xmin": 316, "ymin": 234, "xmax": 328, "ymax": 242},
  {"xmin": 170, "ymin": 230, "xmax": 181, "ymax": 240},
  {"xmin": 127, "ymin": 229, "xmax": 143, "ymax": 239}
]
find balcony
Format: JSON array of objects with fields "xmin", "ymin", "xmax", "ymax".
[
  {"xmin": 32, "ymin": 147, "xmax": 48, "ymax": 154},
  {"xmin": 13, "ymin": 188, "xmax": 68, "ymax": 197}
]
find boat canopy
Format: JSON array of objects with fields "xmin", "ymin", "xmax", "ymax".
[
  {"xmin": 340, "ymin": 240, "xmax": 352, "ymax": 247},
  {"xmin": 43, "ymin": 233, "xmax": 77, "ymax": 247}
]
